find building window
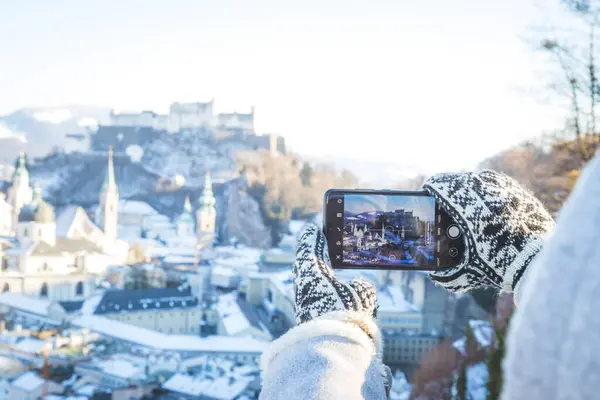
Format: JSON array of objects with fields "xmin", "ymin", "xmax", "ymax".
[
  {"xmin": 2, "ymin": 283, "xmax": 9, "ymax": 293},
  {"xmin": 23, "ymin": 228, "xmax": 28, "ymax": 237},
  {"xmin": 1, "ymin": 258, "xmax": 7, "ymax": 271},
  {"xmin": 266, "ymin": 288, "xmax": 274, "ymax": 303},
  {"xmin": 40, "ymin": 283, "xmax": 48, "ymax": 298},
  {"xmin": 75, "ymin": 281, "xmax": 84, "ymax": 296}
]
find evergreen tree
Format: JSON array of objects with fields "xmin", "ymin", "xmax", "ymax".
[
  {"xmin": 300, "ymin": 162, "xmax": 314, "ymax": 187},
  {"xmin": 456, "ymin": 360, "xmax": 468, "ymax": 400},
  {"xmin": 124, "ymin": 266, "xmax": 151, "ymax": 290},
  {"xmin": 486, "ymin": 320, "xmax": 509, "ymax": 400},
  {"xmin": 456, "ymin": 321, "xmax": 475, "ymax": 400}
]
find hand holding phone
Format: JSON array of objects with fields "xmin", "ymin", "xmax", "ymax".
[{"xmin": 323, "ymin": 189, "xmax": 465, "ymax": 270}]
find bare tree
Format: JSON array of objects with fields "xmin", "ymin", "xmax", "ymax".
[{"xmin": 538, "ymin": 0, "xmax": 600, "ymax": 162}]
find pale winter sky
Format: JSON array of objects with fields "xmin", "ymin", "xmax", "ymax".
[{"xmin": 1, "ymin": 0, "xmax": 571, "ymax": 173}]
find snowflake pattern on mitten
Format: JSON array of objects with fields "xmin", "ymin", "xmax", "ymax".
[
  {"xmin": 293, "ymin": 224, "xmax": 377, "ymax": 325},
  {"xmin": 423, "ymin": 170, "xmax": 555, "ymax": 293}
]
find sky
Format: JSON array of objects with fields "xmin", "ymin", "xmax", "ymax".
[
  {"xmin": 344, "ymin": 194, "xmax": 434, "ymax": 221},
  {"xmin": 0, "ymin": 0, "xmax": 571, "ymax": 174}
]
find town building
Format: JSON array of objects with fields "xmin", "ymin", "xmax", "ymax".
[
  {"xmin": 74, "ymin": 355, "xmax": 148, "ymax": 390},
  {"xmin": 196, "ymin": 171, "xmax": 217, "ymax": 250},
  {"xmin": 0, "ymin": 149, "xmax": 129, "ymax": 302},
  {"xmin": 0, "ymin": 292, "xmax": 69, "ymax": 325},
  {"xmin": 382, "ymin": 269, "xmax": 455, "ymax": 336},
  {"xmin": 72, "ymin": 314, "xmax": 269, "ymax": 363},
  {"xmin": 382, "ymin": 332, "xmax": 440, "ymax": 366},
  {"xmin": 8, "ymin": 371, "xmax": 63, "ymax": 400},
  {"xmin": 162, "ymin": 373, "xmax": 253, "ymax": 400},
  {"xmin": 106, "ymin": 100, "xmax": 254, "ymax": 134},
  {"xmin": 243, "ymin": 271, "xmax": 295, "ymax": 338},
  {"xmin": 0, "ymin": 193, "xmax": 12, "ymax": 236},
  {"xmin": 216, "ymin": 293, "xmax": 272, "ymax": 341},
  {"xmin": 82, "ymin": 287, "xmax": 209, "ymax": 335}
]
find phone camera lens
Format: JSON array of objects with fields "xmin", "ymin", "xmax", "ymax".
[{"xmin": 449, "ymin": 247, "xmax": 459, "ymax": 257}]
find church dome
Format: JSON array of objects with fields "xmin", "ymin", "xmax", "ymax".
[
  {"xmin": 18, "ymin": 204, "xmax": 36, "ymax": 222},
  {"xmin": 34, "ymin": 201, "xmax": 55, "ymax": 223},
  {"xmin": 18, "ymin": 186, "xmax": 55, "ymax": 224}
]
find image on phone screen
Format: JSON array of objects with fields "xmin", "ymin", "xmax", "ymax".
[
  {"xmin": 324, "ymin": 189, "xmax": 464, "ymax": 270},
  {"xmin": 342, "ymin": 193, "xmax": 435, "ymax": 267}
]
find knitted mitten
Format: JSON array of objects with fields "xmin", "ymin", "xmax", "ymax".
[
  {"xmin": 423, "ymin": 170, "xmax": 555, "ymax": 293},
  {"xmin": 293, "ymin": 224, "xmax": 378, "ymax": 325}
]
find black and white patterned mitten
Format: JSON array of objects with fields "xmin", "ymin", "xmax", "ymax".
[
  {"xmin": 294, "ymin": 224, "xmax": 378, "ymax": 325},
  {"xmin": 423, "ymin": 170, "xmax": 555, "ymax": 293}
]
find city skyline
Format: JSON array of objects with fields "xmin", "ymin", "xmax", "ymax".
[{"xmin": 1, "ymin": 0, "xmax": 571, "ymax": 173}]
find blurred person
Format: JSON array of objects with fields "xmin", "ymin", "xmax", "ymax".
[{"xmin": 259, "ymin": 151, "xmax": 600, "ymax": 399}]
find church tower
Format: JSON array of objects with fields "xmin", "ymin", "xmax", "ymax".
[
  {"xmin": 176, "ymin": 196, "xmax": 195, "ymax": 237},
  {"xmin": 98, "ymin": 147, "xmax": 119, "ymax": 248},
  {"xmin": 17, "ymin": 185, "xmax": 56, "ymax": 246},
  {"xmin": 7, "ymin": 153, "xmax": 33, "ymax": 233},
  {"xmin": 196, "ymin": 171, "xmax": 216, "ymax": 249}
]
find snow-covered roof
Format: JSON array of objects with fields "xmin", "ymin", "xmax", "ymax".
[
  {"xmin": 162, "ymin": 374, "xmax": 252, "ymax": 400},
  {"xmin": 203, "ymin": 376, "xmax": 252, "ymax": 400},
  {"xmin": 222, "ymin": 310, "xmax": 250, "ymax": 335},
  {"xmin": 11, "ymin": 371, "xmax": 44, "ymax": 392},
  {"xmin": 214, "ymin": 246, "xmax": 262, "ymax": 269},
  {"xmin": 215, "ymin": 293, "xmax": 270, "ymax": 339},
  {"xmin": 55, "ymin": 206, "xmax": 105, "ymax": 246},
  {"xmin": 93, "ymin": 287, "xmax": 198, "ymax": 315},
  {"xmin": 0, "ymin": 293, "xmax": 59, "ymax": 317},
  {"xmin": 162, "ymin": 373, "xmax": 212, "ymax": 396},
  {"xmin": 162, "ymin": 255, "xmax": 196, "ymax": 265},
  {"xmin": 212, "ymin": 265, "xmax": 238, "ymax": 278},
  {"xmin": 31, "ymin": 237, "xmax": 103, "ymax": 256},
  {"xmin": 72, "ymin": 315, "xmax": 268, "ymax": 354},
  {"xmin": 55, "ymin": 205, "xmax": 79, "ymax": 237},
  {"xmin": 80, "ymin": 295, "xmax": 103, "ymax": 315},
  {"xmin": 95, "ymin": 358, "xmax": 146, "ymax": 379},
  {"xmin": 14, "ymin": 338, "xmax": 47, "ymax": 354},
  {"xmin": 118, "ymin": 200, "xmax": 159, "ymax": 216},
  {"xmin": 260, "ymin": 247, "xmax": 295, "ymax": 265},
  {"xmin": 376, "ymin": 286, "xmax": 419, "ymax": 312},
  {"xmin": 75, "ymin": 384, "xmax": 99, "ymax": 396}
]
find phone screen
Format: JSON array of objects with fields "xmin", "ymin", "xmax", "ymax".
[{"xmin": 324, "ymin": 190, "xmax": 463, "ymax": 270}]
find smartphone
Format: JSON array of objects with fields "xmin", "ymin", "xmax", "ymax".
[{"xmin": 323, "ymin": 189, "xmax": 465, "ymax": 270}]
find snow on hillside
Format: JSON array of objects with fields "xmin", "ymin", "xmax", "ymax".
[
  {"xmin": 0, "ymin": 105, "xmax": 111, "ymax": 160},
  {"xmin": 142, "ymin": 129, "xmax": 255, "ymax": 186},
  {"xmin": 0, "ymin": 122, "xmax": 26, "ymax": 143},
  {"xmin": 77, "ymin": 117, "xmax": 99, "ymax": 128},
  {"xmin": 33, "ymin": 109, "xmax": 72, "ymax": 124}
]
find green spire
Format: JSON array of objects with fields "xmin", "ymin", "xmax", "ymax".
[
  {"xmin": 103, "ymin": 146, "xmax": 118, "ymax": 193},
  {"xmin": 176, "ymin": 195, "xmax": 195, "ymax": 225},
  {"xmin": 183, "ymin": 195, "xmax": 192, "ymax": 213},
  {"xmin": 199, "ymin": 171, "xmax": 216, "ymax": 208},
  {"xmin": 14, "ymin": 152, "xmax": 29, "ymax": 180},
  {"xmin": 32, "ymin": 184, "xmax": 41, "ymax": 203}
]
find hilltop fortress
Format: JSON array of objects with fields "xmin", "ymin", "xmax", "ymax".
[{"xmin": 91, "ymin": 100, "xmax": 285, "ymax": 155}]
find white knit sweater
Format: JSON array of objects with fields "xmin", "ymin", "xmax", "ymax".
[{"xmin": 260, "ymin": 151, "xmax": 600, "ymax": 400}]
